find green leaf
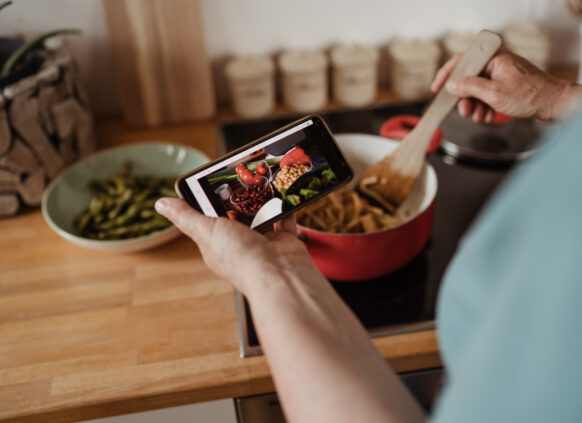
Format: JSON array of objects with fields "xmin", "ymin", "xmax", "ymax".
[
  {"xmin": 246, "ymin": 157, "xmax": 279, "ymax": 172},
  {"xmin": 286, "ymin": 194, "xmax": 301, "ymax": 206},
  {"xmin": 281, "ymin": 187, "xmax": 300, "ymax": 206},
  {"xmin": 321, "ymin": 168, "xmax": 337, "ymax": 182},
  {"xmin": 299, "ymin": 188, "xmax": 319, "ymax": 200},
  {"xmin": 0, "ymin": 28, "xmax": 81, "ymax": 78},
  {"xmin": 207, "ymin": 173, "xmax": 238, "ymax": 187},
  {"xmin": 307, "ymin": 177, "xmax": 323, "ymax": 191},
  {"xmin": 0, "ymin": 1, "xmax": 13, "ymax": 13}
]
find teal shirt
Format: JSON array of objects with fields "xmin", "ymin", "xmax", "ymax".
[{"xmin": 431, "ymin": 114, "xmax": 582, "ymax": 422}]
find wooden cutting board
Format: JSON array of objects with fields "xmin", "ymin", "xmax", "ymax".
[{"xmin": 103, "ymin": 0, "xmax": 216, "ymax": 126}]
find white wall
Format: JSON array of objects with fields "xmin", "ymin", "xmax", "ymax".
[
  {"xmin": 201, "ymin": 0, "xmax": 580, "ymax": 60},
  {"xmin": 0, "ymin": 0, "xmax": 580, "ymax": 114}
]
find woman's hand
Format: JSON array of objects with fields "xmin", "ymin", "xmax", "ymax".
[
  {"xmin": 430, "ymin": 47, "xmax": 581, "ymax": 123},
  {"xmin": 154, "ymin": 197, "xmax": 323, "ymax": 299}
]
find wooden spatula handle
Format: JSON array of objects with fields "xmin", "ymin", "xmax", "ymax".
[
  {"xmin": 358, "ymin": 30, "xmax": 502, "ymax": 211},
  {"xmin": 407, "ymin": 30, "xmax": 502, "ymax": 154}
]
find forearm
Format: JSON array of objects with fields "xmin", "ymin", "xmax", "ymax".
[
  {"xmin": 247, "ymin": 263, "xmax": 426, "ymax": 423},
  {"xmin": 545, "ymin": 80, "xmax": 582, "ymax": 121}
]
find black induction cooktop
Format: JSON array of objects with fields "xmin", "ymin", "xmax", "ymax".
[{"xmin": 219, "ymin": 101, "xmax": 539, "ymax": 357}]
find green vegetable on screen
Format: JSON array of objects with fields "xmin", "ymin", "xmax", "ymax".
[
  {"xmin": 279, "ymin": 188, "xmax": 300, "ymax": 206},
  {"xmin": 281, "ymin": 164, "xmax": 338, "ymax": 206},
  {"xmin": 321, "ymin": 168, "xmax": 337, "ymax": 182},
  {"xmin": 299, "ymin": 189, "xmax": 319, "ymax": 200},
  {"xmin": 74, "ymin": 161, "xmax": 178, "ymax": 240}
]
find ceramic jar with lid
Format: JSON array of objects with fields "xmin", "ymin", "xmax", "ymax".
[
  {"xmin": 278, "ymin": 49, "xmax": 328, "ymax": 112},
  {"xmin": 503, "ymin": 23, "xmax": 551, "ymax": 71},
  {"xmin": 330, "ymin": 44, "xmax": 379, "ymax": 107},
  {"xmin": 387, "ymin": 38, "xmax": 441, "ymax": 100},
  {"xmin": 225, "ymin": 55, "xmax": 275, "ymax": 117}
]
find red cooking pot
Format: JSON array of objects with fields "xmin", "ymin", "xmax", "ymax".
[
  {"xmin": 298, "ymin": 134, "xmax": 437, "ymax": 281},
  {"xmin": 379, "ymin": 115, "xmax": 443, "ymax": 154}
]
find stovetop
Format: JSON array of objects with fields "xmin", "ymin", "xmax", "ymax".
[{"xmin": 218, "ymin": 101, "xmax": 541, "ymax": 357}]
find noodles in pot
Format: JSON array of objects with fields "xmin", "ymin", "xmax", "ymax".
[{"xmin": 297, "ymin": 188, "xmax": 402, "ymax": 234}]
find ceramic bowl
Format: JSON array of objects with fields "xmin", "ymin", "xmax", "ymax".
[{"xmin": 41, "ymin": 142, "xmax": 210, "ymax": 252}]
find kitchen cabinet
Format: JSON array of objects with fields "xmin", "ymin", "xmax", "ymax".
[
  {"xmin": 82, "ymin": 400, "xmax": 236, "ymax": 423},
  {"xmin": 235, "ymin": 368, "xmax": 445, "ymax": 423}
]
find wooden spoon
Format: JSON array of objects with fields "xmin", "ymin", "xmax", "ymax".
[{"xmin": 359, "ymin": 30, "xmax": 502, "ymax": 212}]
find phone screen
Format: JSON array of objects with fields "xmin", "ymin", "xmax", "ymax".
[{"xmin": 177, "ymin": 116, "xmax": 352, "ymax": 231}]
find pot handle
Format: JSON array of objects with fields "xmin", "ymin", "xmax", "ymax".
[{"xmin": 379, "ymin": 114, "xmax": 443, "ymax": 155}]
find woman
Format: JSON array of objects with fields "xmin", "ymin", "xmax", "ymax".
[{"xmin": 155, "ymin": 48, "xmax": 582, "ymax": 422}]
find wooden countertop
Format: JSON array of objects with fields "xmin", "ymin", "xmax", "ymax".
[{"xmin": 0, "ymin": 112, "xmax": 441, "ymax": 422}]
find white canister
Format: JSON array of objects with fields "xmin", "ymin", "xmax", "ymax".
[
  {"xmin": 279, "ymin": 49, "xmax": 328, "ymax": 112},
  {"xmin": 330, "ymin": 44, "xmax": 379, "ymax": 107},
  {"xmin": 443, "ymin": 32, "xmax": 476, "ymax": 60},
  {"xmin": 387, "ymin": 38, "xmax": 441, "ymax": 100},
  {"xmin": 503, "ymin": 23, "xmax": 551, "ymax": 71},
  {"xmin": 225, "ymin": 55, "xmax": 275, "ymax": 118}
]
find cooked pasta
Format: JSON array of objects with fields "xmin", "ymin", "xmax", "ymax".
[{"xmin": 297, "ymin": 188, "xmax": 401, "ymax": 234}]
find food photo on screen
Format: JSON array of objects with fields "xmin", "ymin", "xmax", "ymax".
[{"xmin": 196, "ymin": 125, "xmax": 342, "ymax": 229}]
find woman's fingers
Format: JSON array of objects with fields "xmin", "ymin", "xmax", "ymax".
[
  {"xmin": 446, "ymin": 76, "xmax": 499, "ymax": 109},
  {"xmin": 275, "ymin": 214, "xmax": 297, "ymax": 235},
  {"xmin": 457, "ymin": 98, "xmax": 474, "ymax": 118},
  {"xmin": 472, "ymin": 101, "xmax": 486, "ymax": 122},
  {"xmin": 155, "ymin": 197, "xmax": 215, "ymax": 245},
  {"xmin": 484, "ymin": 108, "xmax": 496, "ymax": 124},
  {"xmin": 430, "ymin": 53, "xmax": 462, "ymax": 93}
]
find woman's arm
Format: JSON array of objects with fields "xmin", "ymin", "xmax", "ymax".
[
  {"xmin": 155, "ymin": 198, "xmax": 425, "ymax": 423},
  {"xmin": 431, "ymin": 47, "xmax": 582, "ymax": 123},
  {"xmin": 249, "ymin": 248, "xmax": 425, "ymax": 423}
]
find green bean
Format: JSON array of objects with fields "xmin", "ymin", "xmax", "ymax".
[
  {"xmin": 159, "ymin": 187, "xmax": 177, "ymax": 197},
  {"xmin": 140, "ymin": 209, "xmax": 156, "ymax": 219},
  {"xmin": 107, "ymin": 189, "xmax": 133, "ymax": 220},
  {"xmin": 75, "ymin": 211, "xmax": 92, "ymax": 233},
  {"xmin": 74, "ymin": 161, "xmax": 178, "ymax": 241},
  {"xmin": 93, "ymin": 213, "xmax": 105, "ymax": 225}
]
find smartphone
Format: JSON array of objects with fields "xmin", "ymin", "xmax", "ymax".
[{"xmin": 175, "ymin": 115, "xmax": 353, "ymax": 232}]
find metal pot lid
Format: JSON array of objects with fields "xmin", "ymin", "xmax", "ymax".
[{"xmin": 439, "ymin": 110, "xmax": 545, "ymax": 165}]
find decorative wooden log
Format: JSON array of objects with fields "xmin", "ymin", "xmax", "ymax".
[
  {"xmin": 38, "ymin": 85, "xmax": 62, "ymax": 135},
  {"xmin": 0, "ymin": 168, "xmax": 19, "ymax": 191},
  {"xmin": 0, "ymin": 159, "xmax": 45, "ymax": 207},
  {"xmin": 51, "ymin": 96, "xmax": 95, "ymax": 162},
  {"xmin": 0, "ymin": 194, "xmax": 19, "ymax": 217},
  {"xmin": 0, "ymin": 107, "xmax": 11, "ymax": 156},
  {"xmin": 0, "ymin": 46, "xmax": 95, "ymax": 217},
  {"xmin": 51, "ymin": 98, "xmax": 77, "ymax": 164},
  {"xmin": 0, "ymin": 137, "xmax": 40, "ymax": 172},
  {"xmin": 19, "ymin": 168, "xmax": 45, "ymax": 206},
  {"xmin": 9, "ymin": 95, "xmax": 65, "ymax": 178}
]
